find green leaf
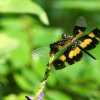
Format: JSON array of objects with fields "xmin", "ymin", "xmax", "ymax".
[
  {"xmin": 0, "ymin": 0, "xmax": 49, "ymax": 25},
  {"xmin": 54, "ymin": 1, "xmax": 100, "ymax": 11},
  {"xmin": 14, "ymin": 74, "xmax": 34, "ymax": 92},
  {"xmin": 69, "ymin": 85, "xmax": 93, "ymax": 97},
  {"xmin": 3, "ymin": 94, "xmax": 17, "ymax": 100},
  {"xmin": 46, "ymin": 90, "xmax": 72, "ymax": 100},
  {"xmin": 0, "ymin": 33, "xmax": 19, "ymax": 55}
]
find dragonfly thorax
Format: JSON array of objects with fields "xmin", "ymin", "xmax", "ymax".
[{"xmin": 50, "ymin": 36, "xmax": 77, "ymax": 55}]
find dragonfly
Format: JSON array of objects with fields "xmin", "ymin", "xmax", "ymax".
[
  {"xmin": 33, "ymin": 16, "xmax": 100, "ymax": 70},
  {"xmin": 49, "ymin": 16, "xmax": 100, "ymax": 70},
  {"xmin": 33, "ymin": 17, "xmax": 100, "ymax": 98}
]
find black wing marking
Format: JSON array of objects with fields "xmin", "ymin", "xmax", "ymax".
[
  {"xmin": 73, "ymin": 16, "xmax": 87, "ymax": 38},
  {"xmin": 53, "ymin": 44, "xmax": 83, "ymax": 70},
  {"xmin": 79, "ymin": 28, "xmax": 100, "ymax": 50}
]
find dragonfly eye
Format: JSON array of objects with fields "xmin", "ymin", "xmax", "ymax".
[{"xmin": 62, "ymin": 33, "xmax": 67, "ymax": 39}]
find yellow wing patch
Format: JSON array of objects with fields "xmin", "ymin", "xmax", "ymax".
[
  {"xmin": 79, "ymin": 39, "xmax": 92, "ymax": 48},
  {"xmin": 69, "ymin": 47, "xmax": 80, "ymax": 59},
  {"xmin": 64, "ymin": 62, "xmax": 69, "ymax": 66},
  {"xmin": 95, "ymin": 37, "xmax": 100, "ymax": 41},
  {"xmin": 88, "ymin": 32, "xmax": 100, "ymax": 41},
  {"xmin": 59, "ymin": 55, "xmax": 66, "ymax": 61},
  {"xmin": 78, "ymin": 29, "xmax": 83, "ymax": 34},
  {"xmin": 75, "ymin": 29, "xmax": 84, "ymax": 39},
  {"xmin": 88, "ymin": 32, "xmax": 95, "ymax": 38}
]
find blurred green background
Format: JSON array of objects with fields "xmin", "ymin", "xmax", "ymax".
[{"xmin": 0, "ymin": 0, "xmax": 100, "ymax": 100}]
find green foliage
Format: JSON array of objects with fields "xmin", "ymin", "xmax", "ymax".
[
  {"xmin": 0, "ymin": 0, "xmax": 100, "ymax": 100},
  {"xmin": 0, "ymin": 0, "xmax": 49, "ymax": 25},
  {"xmin": 54, "ymin": 1, "xmax": 100, "ymax": 11}
]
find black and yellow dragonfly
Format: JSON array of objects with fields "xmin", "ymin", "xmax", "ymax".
[
  {"xmin": 49, "ymin": 16, "xmax": 100, "ymax": 70},
  {"xmin": 33, "ymin": 16, "xmax": 100, "ymax": 70},
  {"xmin": 33, "ymin": 17, "xmax": 100, "ymax": 97}
]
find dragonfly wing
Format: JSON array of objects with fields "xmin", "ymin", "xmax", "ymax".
[
  {"xmin": 32, "ymin": 45, "xmax": 50, "ymax": 61},
  {"xmin": 73, "ymin": 16, "xmax": 87, "ymax": 38},
  {"xmin": 79, "ymin": 28, "xmax": 100, "ymax": 50},
  {"xmin": 53, "ymin": 44, "xmax": 83, "ymax": 70}
]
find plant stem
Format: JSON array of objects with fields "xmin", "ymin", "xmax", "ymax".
[{"xmin": 34, "ymin": 54, "xmax": 54, "ymax": 100}]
